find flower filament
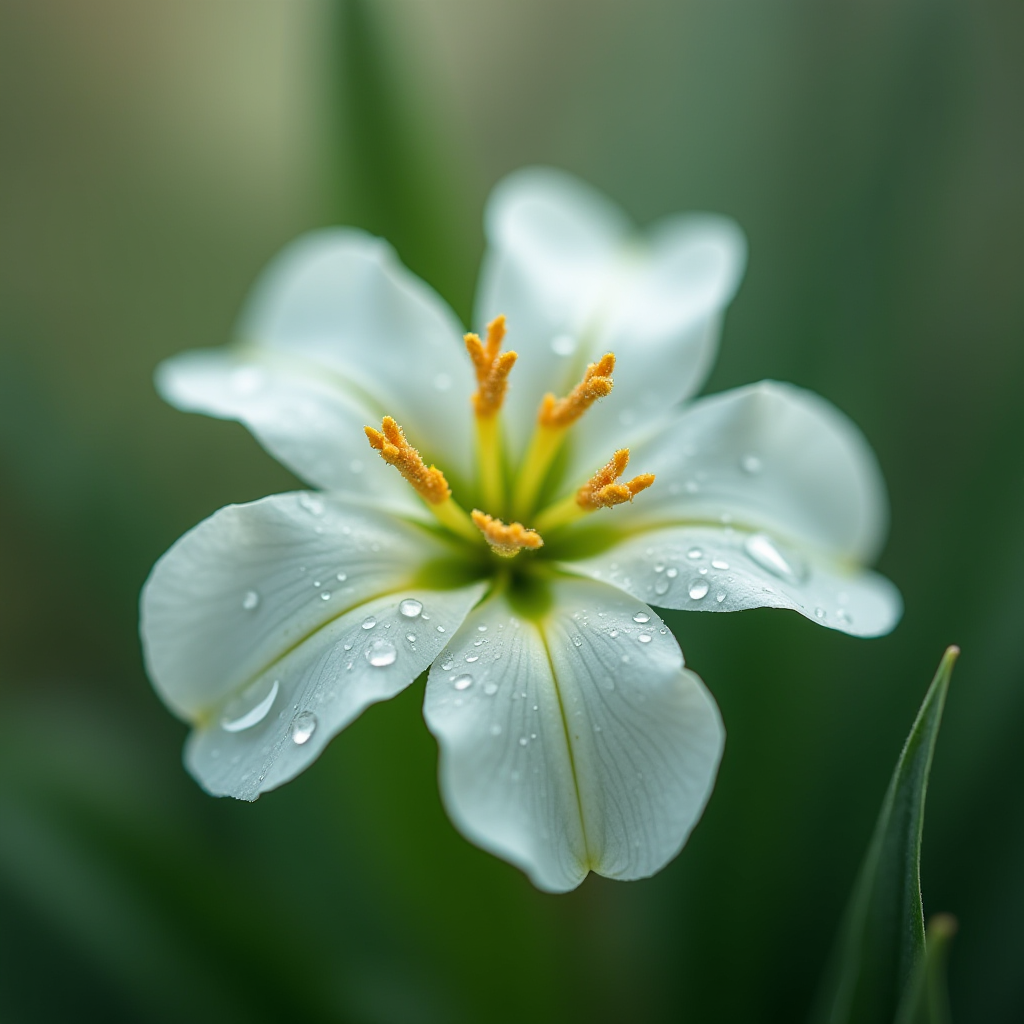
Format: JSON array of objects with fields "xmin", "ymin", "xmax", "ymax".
[{"xmin": 364, "ymin": 318, "xmax": 654, "ymax": 559}]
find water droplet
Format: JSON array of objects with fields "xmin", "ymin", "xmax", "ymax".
[
  {"xmin": 711, "ymin": 559, "xmax": 729, "ymax": 570},
  {"xmin": 361, "ymin": 615, "xmax": 377, "ymax": 630},
  {"xmin": 609, "ymin": 629, "xmax": 619, "ymax": 638},
  {"xmin": 343, "ymin": 643, "xmax": 352, "ymax": 651},
  {"xmin": 814, "ymin": 607, "xmax": 826, "ymax": 620},
  {"xmin": 550, "ymin": 333, "xmax": 577, "ymax": 356},
  {"xmin": 654, "ymin": 563, "xmax": 665, "ymax": 574},
  {"xmin": 440, "ymin": 658, "xmax": 454, "ymax": 671},
  {"xmin": 518, "ymin": 736, "xmax": 529, "ymax": 747},
  {"xmin": 242, "ymin": 590, "xmax": 259, "ymax": 611},
  {"xmin": 289, "ymin": 711, "xmax": 317, "ymax": 745},
  {"xmin": 477, "ymin": 624, "xmax": 488, "ymax": 632},
  {"xmin": 453, "ymin": 674, "xmax": 473, "ymax": 691},
  {"xmin": 484, "ymin": 682, "xmax": 498, "ymax": 696},
  {"xmin": 687, "ymin": 547, "xmax": 703, "ymax": 560},
  {"xmin": 365, "ymin": 639, "xmax": 397, "ymax": 667},
  {"xmin": 473, "ymin": 639, "xmax": 486, "ymax": 647},
  {"xmin": 666, "ymin": 567, "xmax": 678, "ymax": 579},
  {"xmin": 836, "ymin": 608, "xmax": 851, "ymax": 624},
  {"xmin": 465, "ymin": 654, "xmax": 479, "ymax": 663},
  {"xmin": 744, "ymin": 533, "xmax": 805, "ymax": 583},
  {"xmin": 715, "ymin": 592, "xmax": 726, "ymax": 604},
  {"xmin": 741, "ymin": 453, "xmax": 762, "ymax": 474},
  {"xmin": 698, "ymin": 567, "xmax": 708, "ymax": 575},
  {"xmin": 436, "ymin": 625, "xmax": 446, "ymax": 633},
  {"xmin": 433, "ymin": 372, "xmax": 452, "ymax": 392},
  {"xmin": 654, "ymin": 579, "xmax": 670, "ymax": 596},
  {"xmin": 689, "ymin": 580, "xmax": 710, "ymax": 600},
  {"xmin": 406, "ymin": 633, "xmax": 417, "ymax": 643},
  {"xmin": 399, "ymin": 598, "xmax": 423, "ymax": 618},
  {"xmin": 320, "ymin": 591, "xmax": 331, "ymax": 601},
  {"xmin": 221, "ymin": 678, "xmax": 279, "ymax": 732},
  {"xmin": 632, "ymin": 611, "xmax": 650, "ymax": 623},
  {"xmin": 298, "ymin": 493, "xmax": 324, "ymax": 516},
  {"xmin": 490, "ymin": 723, "xmax": 502, "ymax": 735},
  {"xmin": 572, "ymin": 635, "xmax": 583, "ymax": 647},
  {"xmin": 638, "ymin": 633, "xmax": 652, "ymax": 643},
  {"xmin": 336, "ymin": 572, "xmax": 347, "ymax": 582}
]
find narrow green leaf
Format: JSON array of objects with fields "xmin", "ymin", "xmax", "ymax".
[
  {"xmin": 893, "ymin": 914, "xmax": 958, "ymax": 1024},
  {"xmin": 811, "ymin": 646, "xmax": 959, "ymax": 1024}
]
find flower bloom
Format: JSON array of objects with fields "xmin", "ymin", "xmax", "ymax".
[{"xmin": 141, "ymin": 168, "xmax": 901, "ymax": 892}]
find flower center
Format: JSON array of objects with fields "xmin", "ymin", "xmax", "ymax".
[{"xmin": 364, "ymin": 315, "xmax": 655, "ymax": 558}]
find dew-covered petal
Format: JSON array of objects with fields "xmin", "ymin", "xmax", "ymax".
[
  {"xmin": 141, "ymin": 491, "xmax": 463, "ymax": 720},
  {"xmin": 162, "ymin": 228, "xmax": 475, "ymax": 480},
  {"xmin": 157, "ymin": 348, "xmax": 418, "ymax": 509},
  {"xmin": 601, "ymin": 381, "xmax": 890, "ymax": 564},
  {"xmin": 564, "ymin": 525, "xmax": 902, "ymax": 638},
  {"xmin": 423, "ymin": 577, "xmax": 724, "ymax": 892},
  {"xmin": 567, "ymin": 214, "xmax": 746, "ymax": 473},
  {"xmin": 185, "ymin": 581, "xmax": 486, "ymax": 800},
  {"xmin": 475, "ymin": 168, "xmax": 631, "ymax": 457}
]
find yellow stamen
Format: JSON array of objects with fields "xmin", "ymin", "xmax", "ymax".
[
  {"xmin": 465, "ymin": 314, "xmax": 517, "ymax": 510},
  {"xmin": 365, "ymin": 416, "xmax": 479, "ymax": 543},
  {"xmin": 513, "ymin": 354, "xmax": 617, "ymax": 518},
  {"xmin": 538, "ymin": 353, "xmax": 615, "ymax": 429},
  {"xmin": 533, "ymin": 448, "xmax": 655, "ymax": 533},
  {"xmin": 471, "ymin": 510, "xmax": 544, "ymax": 558}
]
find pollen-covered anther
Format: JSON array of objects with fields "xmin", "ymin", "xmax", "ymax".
[
  {"xmin": 538, "ymin": 353, "xmax": 616, "ymax": 429},
  {"xmin": 471, "ymin": 510, "xmax": 544, "ymax": 558},
  {"xmin": 364, "ymin": 416, "xmax": 450, "ymax": 504},
  {"xmin": 465, "ymin": 314, "xmax": 518, "ymax": 418},
  {"xmin": 576, "ymin": 448, "xmax": 655, "ymax": 510}
]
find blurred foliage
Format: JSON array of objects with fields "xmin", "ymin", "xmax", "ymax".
[{"xmin": 1, "ymin": 2, "xmax": 1023, "ymax": 1022}]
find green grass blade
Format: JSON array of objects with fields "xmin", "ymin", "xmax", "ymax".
[
  {"xmin": 811, "ymin": 646, "xmax": 959, "ymax": 1024},
  {"xmin": 893, "ymin": 914, "xmax": 959, "ymax": 1024}
]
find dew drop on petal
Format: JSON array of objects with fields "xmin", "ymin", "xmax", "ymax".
[
  {"xmin": 436, "ymin": 625, "xmax": 446, "ymax": 633},
  {"xmin": 484, "ymin": 682, "xmax": 498, "ymax": 696},
  {"xmin": 572, "ymin": 635, "xmax": 583, "ymax": 647},
  {"xmin": 609, "ymin": 629, "xmax": 619, "ymax": 638},
  {"xmin": 654, "ymin": 579, "xmax": 670, "ymax": 596},
  {"xmin": 298, "ymin": 493, "xmax": 325, "ymax": 516},
  {"xmin": 365, "ymin": 640, "xmax": 397, "ymax": 667},
  {"xmin": 242, "ymin": 590, "xmax": 259, "ymax": 611},
  {"xmin": 361, "ymin": 616, "xmax": 376, "ymax": 630},
  {"xmin": 638, "ymin": 634, "xmax": 652, "ymax": 643},
  {"xmin": 465, "ymin": 655, "xmax": 479, "ymax": 663},
  {"xmin": 689, "ymin": 580, "xmax": 710, "ymax": 600},
  {"xmin": 453, "ymin": 674, "xmax": 473, "ymax": 691},
  {"xmin": 715, "ymin": 592, "xmax": 727, "ymax": 604},
  {"xmin": 814, "ymin": 607, "xmax": 826, "ymax": 620},
  {"xmin": 289, "ymin": 711, "xmax": 317, "ymax": 745},
  {"xmin": 687, "ymin": 547, "xmax": 703, "ymax": 560},
  {"xmin": 632, "ymin": 611, "xmax": 650, "ymax": 624},
  {"xmin": 666, "ymin": 567, "xmax": 678, "ymax": 579},
  {"xmin": 336, "ymin": 572, "xmax": 347, "ymax": 582},
  {"xmin": 711, "ymin": 559, "xmax": 729, "ymax": 570},
  {"xmin": 220, "ymin": 679, "xmax": 279, "ymax": 732},
  {"xmin": 744, "ymin": 533, "xmax": 805, "ymax": 583},
  {"xmin": 406, "ymin": 633, "xmax": 417, "ymax": 643},
  {"xmin": 440, "ymin": 658, "xmax": 453, "ymax": 671},
  {"xmin": 320, "ymin": 591, "xmax": 331, "ymax": 601},
  {"xmin": 399, "ymin": 599, "xmax": 423, "ymax": 618},
  {"xmin": 519, "ymin": 736, "xmax": 529, "ymax": 747}
]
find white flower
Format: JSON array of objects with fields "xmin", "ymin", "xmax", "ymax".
[{"xmin": 140, "ymin": 168, "xmax": 901, "ymax": 893}]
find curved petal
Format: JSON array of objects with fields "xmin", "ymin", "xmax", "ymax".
[
  {"xmin": 476, "ymin": 168, "xmax": 745, "ymax": 464},
  {"xmin": 566, "ymin": 214, "xmax": 747, "ymax": 474},
  {"xmin": 140, "ymin": 491, "xmax": 487, "ymax": 799},
  {"xmin": 156, "ymin": 348, "xmax": 419, "ymax": 509},
  {"xmin": 141, "ymin": 491, "xmax": 468, "ymax": 719},
  {"xmin": 585, "ymin": 381, "xmax": 890, "ymax": 564},
  {"xmin": 564, "ymin": 525, "xmax": 902, "ymax": 638},
  {"xmin": 423, "ymin": 577, "xmax": 724, "ymax": 892}
]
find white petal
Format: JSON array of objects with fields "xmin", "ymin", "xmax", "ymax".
[
  {"xmin": 564, "ymin": 525, "xmax": 902, "ymax": 638},
  {"xmin": 156, "ymin": 348, "xmax": 418, "ymax": 509},
  {"xmin": 601, "ymin": 381, "xmax": 890, "ymax": 563},
  {"xmin": 423, "ymin": 577, "xmax": 724, "ymax": 892},
  {"xmin": 185, "ymin": 581, "xmax": 486, "ymax": 800},
  {"xmin": 475, "ymin": 168, "xmax": 631, "ymax": 456},
  {"xmin": 141, "ymin": 491, "xmax": 462, "ymax": 720},
  {"xmin": 566, "ymin": 214, "xmax": 746, "ymax": 474},
  {"xmin": 164, "ymin": 228, "xmax": 475, "ymax": 479}
]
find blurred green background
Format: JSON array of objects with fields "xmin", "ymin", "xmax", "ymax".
[{"xmin": 1, "ymin": 2, "xmax": 1022, "ymax": 1021}]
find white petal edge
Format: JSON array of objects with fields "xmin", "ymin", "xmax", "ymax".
[
  {"xmin": 237, "ymin": 227, "xmax": 475, "ymax": 477},
  {"xmin": 590, "ymin": 381, "xmax": 891, "ymax": 564},
  {"xmin": 156, "ymin": 348, "xmax": 420, "ymax": 510},
  {"xmin": 141, "ymin": 492, "xmax": 458, "ymax": 719},
  {"xmin": 423, "ymin": 577, "xmax": 724, "ymax": 892},
  {"xmin": 563, "ymin": 525, "xmax": 902, "ymax": 638},
  {"xmin": 186, "ymin": 580, "xmax": 487, "ymax": 800}
]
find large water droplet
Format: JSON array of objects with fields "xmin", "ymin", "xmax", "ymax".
[
  {"xmin": 221, "ymin": 678, "xmax": 279, "ymax": 732},
  {"xmin": 399, "ymin": 598, "xmax": 423, "ymax": 618},
  {"xmin": 453, "ymin": 674, "xmax": 473, "ymax": 691},
  {"xmin": 365, "ymin": 639, "xmax": 397, "ymax": 667},
  {"xmin": 361, "ymin": 615, "xmax": 377, "ymax": 630},
  {"xmin": 688, "ymin": 580, "xmax": 710, "ymax": 600},
  {"xmin": 632, "ymin": 611, "xmax": 650, "ymax": 623},
  {"xmin": 744, "ymin": 533, "xmax": 805, "ymax": 583},
  {"xmin": 242, "ymin": 590, "xmax": 260, "ymax": 611},
  {"xmin": 638, "ymin": 634, "xmax": 652, "ymax": 643},
  {"xmin": 289, "ymin": 711, "xmax": 317, "ymax": 745},
  {"xmin": 711, "ymin": 559, "xmax": 729, "ymax": 570}
]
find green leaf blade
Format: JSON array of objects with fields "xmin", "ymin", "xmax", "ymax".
[{"xmin": 812, "ymin": 646, "xmax": 959, "ymax": 1024}]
